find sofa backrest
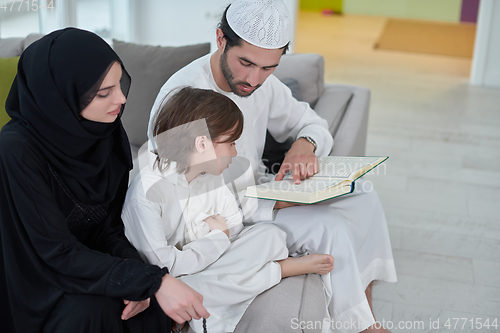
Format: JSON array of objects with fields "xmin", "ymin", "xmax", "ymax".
[
  {"xmin": 0, "ymin": 34, "xmax": 44, "ymax": 57},
  {"xmin": 273, "ymin": 53, "xmax": 325, "ymax": 108},
  {"xmin": 2, "ymin": 34, "xmax": 328, "ymax": 154},
  {"xmin": 113, "ymin": 40, "xmax": 211, "ymax": 148}
]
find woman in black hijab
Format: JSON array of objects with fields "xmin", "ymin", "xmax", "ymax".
[{"xmin": 0, "ymin": 28, "xmax": 208, "ymax": 333}]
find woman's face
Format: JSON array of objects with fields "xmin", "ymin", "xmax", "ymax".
[{"xmin": 79, "ymin": 62, "xmax": 126, "ymax": 123}]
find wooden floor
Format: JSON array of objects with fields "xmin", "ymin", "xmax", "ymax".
[{"xmin": 295, "ymin": 11, "xmax": 500, "ymax": 332}]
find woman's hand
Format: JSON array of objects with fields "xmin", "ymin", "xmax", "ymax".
[
  {"xmin": 121, "ymin": 298, "xmax": 150, "ymax": 320},
  {"xmin": 204, "ymin": 215, "xmax": 229, "ymax": 237},
  {"xmin": 155, "ymin": 274, "xmax": 210, "ymax": 324}
]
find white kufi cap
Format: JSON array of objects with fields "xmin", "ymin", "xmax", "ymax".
[{"xmin": 227, "ymin": 0, "xmax": 291, "ymax": 49}]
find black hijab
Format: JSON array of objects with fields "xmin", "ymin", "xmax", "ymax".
[{"xmin": 4, "ymin": 28, "xmax": 133, "ymax": 204}]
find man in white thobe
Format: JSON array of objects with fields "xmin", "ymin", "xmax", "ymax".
[{"xmin": 146, "ymin": 1, "xmax": 397, "ymax": 332}]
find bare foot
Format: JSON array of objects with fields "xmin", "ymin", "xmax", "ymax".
[{"xmin": 278, "ymin": 253, "xmax": 334, "ymax": 278}]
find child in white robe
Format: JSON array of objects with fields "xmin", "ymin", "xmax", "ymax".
[{"xmin": 122, "ymin": 87, "xmax": 334, "ymax": 333}]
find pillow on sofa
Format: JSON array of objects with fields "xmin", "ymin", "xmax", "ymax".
[
  {"xmin": 113, "ymin": 40, "xmax": 211, "ymax": 148},
  {"xmin": 0, "ymin": 38, "xmax": 24, "ymax": 58},
  {"xmin": 0, "ymin": 34, "xmax": 43, "ymax": 58},
  {"xmin": 314, "ymin": 86, "xmax": 353, "ymax": 135},
  {"xmin": 22, "ymin": 34, "xmax": 44, "ymax": 51},
  {"xmin": 0, "ymin": 57, "xmax": 19, "ymax": 130},
  {"xmin": 273, "ymin": 53, "xmax": 325, "ymax": 108}
]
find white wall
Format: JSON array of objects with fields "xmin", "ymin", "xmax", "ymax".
[
  {"xmin": 470, "ymin": 0, "xmax": 500, "ymax": 88},
  {"xmin": 111, "ymin": 0, "xmax": 132, "ymax": 42},
  {"xmin": 0, "ymin": 11, "xmax": 39, "ymax": 38},
  {"xmin": 131, "ymin": 0, "xmax": 298, "ymax": 52}
]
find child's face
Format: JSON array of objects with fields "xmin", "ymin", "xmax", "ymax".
[{"xmin": 211, "ymin": 133, "xmax": 238, "ymax": 175}]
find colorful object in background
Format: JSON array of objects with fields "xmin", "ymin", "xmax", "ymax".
[
  {"xmin": 321, "ymin": 8, "xmax": 336, "ymax": 15},
  {"xmin": 321, "ymin": 0, "xmax": 478, "ymax": 23},
  {"xmin": 374, "ymin": 18, "xmax": 476, "ymax": 58},
  {"xmin": 0, "ymin": 57, "xmax": 19, "ymax": 130},
  {"xmin": 300, "ymin": 0, "xmax": 343, "ymax": 14},
  {"xmin": 461, "ymin": 0, "xmax": 480, "ymax": 23}
]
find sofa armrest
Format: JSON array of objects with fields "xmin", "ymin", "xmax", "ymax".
[{"xmin": 314, "ymin": 83, "xmax": 370, "ymax": 156}]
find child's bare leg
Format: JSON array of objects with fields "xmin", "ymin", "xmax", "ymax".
[{"xmin": 278, "ymin": 254, "xmax": 334, "ymax": 278}]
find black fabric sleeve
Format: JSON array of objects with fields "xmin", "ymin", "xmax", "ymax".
[
  {"xmin": 106, "ymin": 261, "xmax": 168, "ymax": 300},
  {"xmin": 0, "ymin": 132, "xmax": 166, "ymax": 303}
]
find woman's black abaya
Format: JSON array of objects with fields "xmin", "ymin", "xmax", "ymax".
[{"xmin": 0, "ymin": 28, "xmax": 171, "ymax": 333}]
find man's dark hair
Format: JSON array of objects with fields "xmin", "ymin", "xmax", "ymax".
[{"xmin": 218, "ymin": 4, "xmax": 290, "ymax": 55}]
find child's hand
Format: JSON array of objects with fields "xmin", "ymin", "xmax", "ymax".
[{"xmin": 204, "ymin": 215, "xmax": 229, "ymax": 237}]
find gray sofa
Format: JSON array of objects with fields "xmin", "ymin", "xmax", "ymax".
[
  {"xmin": 0, "ymin": 34, "xmax": 370, "ymax": 333},
  {"xmin": 271, "ymin": 52, "xmax": 369, "ymax": 157}
]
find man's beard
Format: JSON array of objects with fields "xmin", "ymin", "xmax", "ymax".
[{"xmin": 220, "ymin": 50, "xmax": 261, "ymax": 97}]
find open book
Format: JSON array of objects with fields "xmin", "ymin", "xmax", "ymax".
[{"xmin": 245, "ymin": 156, "xmax": 388, "ymax": 204}]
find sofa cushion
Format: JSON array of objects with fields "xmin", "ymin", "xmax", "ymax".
[
  {"xmin": 0, "ymin": 57, "xmax": 19, "ymax": 130},
  {"xmin": 280, "ymin": 77, "xmax": 302, "ymax": 101},
  {"xmin": 234, "ymin": 274, "xmax": 326, "ymax": 333},
  {"xmin": 0, "ymin": 34, "xmax": 43, "ymax": 58},
  {"xmin": 23, "ymin": 34, "xmax": 44, "ymax": 50},
  {"xmin": 262, "ymin": 77, "xmax": 300, "ymax": 173},
  {"xmin": 0, "ymin": 38, "xmax": 24, "ymax": 58},
  {"xmin": 273, "ymin": 53, "xmax": 325, "ymax": 108},
  {"xmin": 113, "ymin": 40, "xmax": 211, "ymax": 147},
  {"xmin": 314, "ymin": 85, "xmax": 353, "ymax": 135},
  {"xmin": 185, "ymin": 274, "xmax": 326, "ymax": 333}
]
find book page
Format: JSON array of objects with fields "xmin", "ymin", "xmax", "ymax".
[
  {"xmin": 257, "ymin": 178, "xmax": 346, "ymax": 193},
  {"xmin": 315, "ymin": 156, "xmax": 385, "ymax": 178}
]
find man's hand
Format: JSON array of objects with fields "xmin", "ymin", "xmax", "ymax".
[
  {"xmin": 204, "ymin": 215, "xmax": 229, "ymax": 237},
  {"xmin": 121, "ymin": 299, "xmax": 150, "ymax": 320},
  {"xmin": 275, "ymin": 138, "xmax": 318, "ymax": 184},
  {"xmin": 155, "ymin": 274, "xmax": 210, "ymax": 324}
]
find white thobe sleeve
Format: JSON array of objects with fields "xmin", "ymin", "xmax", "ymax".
[
  {"xmin": 245, "ymin": 198, "xmax": 277, "ymax": 222},
  {"xmin": 266, "ymin": 76, "xmax": 333, "ymax": 157},
  {"xmin": 122, "ymin": 198, "xmax": 231, "ymax": 278},
  {"xmin": 223, "ymin": 160, "xmax": 277, "ymax": 223},
  {"xmin": 238, "ymin": 77, "xmax": 334, "ymax": 221},
  {"xmin": 216, "ymin": 185, "xmax": 244, "ymax": 240}
]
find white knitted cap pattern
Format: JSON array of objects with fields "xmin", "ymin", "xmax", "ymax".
[{"xmin": 227, "ymin": 0, "xmax": 291, "ymax": 49}]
